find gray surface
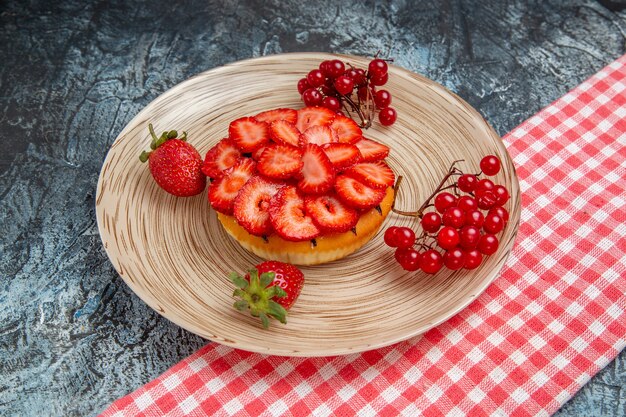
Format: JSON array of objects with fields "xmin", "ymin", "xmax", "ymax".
[{"xmin": 0, "ymin": 0, "xmax": 624, "ymax": 416}]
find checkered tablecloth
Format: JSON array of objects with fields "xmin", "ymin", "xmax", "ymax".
[{"xmin": 99, "ymin": 54, "xmax": 626, "ymax": 417}]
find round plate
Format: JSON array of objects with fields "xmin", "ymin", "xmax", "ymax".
[{"xmin": 96, "ymin": 53, "xmax": 520, "ymax": 357}]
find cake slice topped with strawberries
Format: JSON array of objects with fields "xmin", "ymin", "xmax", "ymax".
[{"xmin": 203, "ymin": 106, "xmax": 395, "ymax": 265}]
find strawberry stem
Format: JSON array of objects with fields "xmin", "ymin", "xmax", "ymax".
[{"xmin": 230, "ymin": 269, "xmax": 288, "ymax": 329}]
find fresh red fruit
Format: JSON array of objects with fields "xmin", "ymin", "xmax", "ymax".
[
  {"xmin": 477, "ymin": 190, "xmax": 498, "ymax": 210},
  {"xmin": 421, "ymin": 212, "xmax": 442, "ymax": 233},
  {"xmin": 480, "ymin": 155, "xmax": 501, "ymax": 176},
  {"xmin": 297, "ymin": 143, "xmax": 336, "ymax": 195},
  {"xmin": 456, "ymin": 195, "xmax": 478, "ymax": 212},
  {"xmin": 465, "ymin": 210, "xmax": 485, "ymax": 228},
  {"xmin": 330, "ymin": 114, "xmax": 363, "ymax": 143},
  {"xmin": 421, "ymin": 249, "xmax": 444, "ymax": 274},
  {"xmin": 368, "ymin": 58, "xmax": 388, "ymax": 78},
  {"xmin": 299, "ymin": 125, "xmax": 338, "ymax": 147},
  {"xmin": 321, "ymin": 143, "xmax": 362, "ymax": 170},
  {"xmin": 393, "ymin": 227, "xmax": 416, "ymax": 248},
  {"xmin": 269, "ymin": 185, "xmax": 320, "ymax": 241},
  {"xmin": 442, "ymin": 207, "xmax": 465, "ymax": 228},
  {"xmin": 296, "ymin": 106, "xmax": 336, "ymax": 133},
  {"xmin": 334, "ymin": 175, "xmax": 387, "ymax": 209},
  {"xmin": 353, "ymin": 137, "xmax": 390, "ymax": 162},
  {"xmin": 254, "ymin": 108, "xmax": 298, "ymax": 125},
  {"xmin": 483, "ymin": 212, "xmax": 504, "ymax": 234},
  {"xmin": 476, "ymin": 178, "xmax": 495, "ymax": 192},
  {"xmin": 334, "ymin": 75, "xmax": 354, "ymax": 95},
  {"xmin": 233, "ymin": 176, "xmax": 284, "ymax": 236},
  {"xmin": 318, "ymin": 60, "xmax": 332, "ymax": 76},
  {"xmin": 307, "ymin": 69, "xmax": 326, "ymax": 87},
  {"xmin": 302, "ymin": 88, "xmax": 323, "ymax": 106},
  {"xmin": 297, "ymin": 78, "xmax": 310, "ymax": 95},
  {"xmin": 304, "ymin": 193, "xmax": 358, "ymax": 233},
  {"xmin": 202, "ymin": 138, "xmax": 241, "ymax": 179},
  {"xmin": 344, "ymin": 161, "xmax": 395, "ymax": 190},
  {"xmin": 437, "ymin": 226, "xmax": 460, "ymax": 250},
  {"xmin": 325, "ymin": 59, "xmax": 345, "ymax": 78},
  {"xmin": 269, "ymin": 120, "xmax": 301, "ymax": 147},
  {"xmin": 443, "ymin": 248, "xmax": 465, "ymax": 271},
  {"xmin": 478, "ymin": 234, "xmax": 499, "ymax": 255},
  {"xmin": 492, "ymin": 185, "xmax": 510, "ymax": 206},
  {"xmin": 373, "ymin": 89, "xmax": 392, "ymax": 109},
  {"xmin": 395, "ymin": 247, "xmax": 421, "ymax": 271},
  {"xmin": 384, "ymin": 226, "xmax": 400, "ymax": 247},
  {"xmin": 464, "ymin": 249, "xmax": 483, "ymax": 270},
  {"xmin": 434, "ymin": 192, "xmax": 457, "ymax": 213},
  {"xmin": 208, "ymin": 158, "xmax": 256, "ymax": 214},
  {"xmin": 140, "ymin": 124, "xmax": 206, "ymax": 197},
  {"xmin": 257, "ymin": 145, "xmax": 303, "ymax": 180},
  {"xmin": 322, "ymin": 96, "xmax": 341, "ymax": 112},
  {"xmin": 489, "ymin": 206, "xmax": 509, "ymax": 224},
  {"xmin": 230, "ymin": 260, "xmax": 305, "ymax": 328},
  {"xmin": 459, "ymin": 225, "xmax": 481, "ymax": 249},
  {"xmin": 229, "ymin": 117, "xmax": 270, "ymax": 153},
  {"xmin": 370, "ymin": 72, "xmax": 389, "ymax": 86},
  {"xmin": 378, "ymin": 107, "xmax": 397, "ymax": 126},
  {"xmin": 252, "ymin": 146, "xmax": 268, "ymax": 161},
  {"xmin": 457, "ymin": 174, "xmax": 478, "ymax": 192}
]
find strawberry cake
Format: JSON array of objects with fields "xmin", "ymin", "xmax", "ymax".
[{"xmin": 202, "ymin": 106, "xmax": 395, "ymax": 265}]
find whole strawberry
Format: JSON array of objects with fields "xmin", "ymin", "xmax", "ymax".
[
  {"xmin": 139, "ymin": 124, "xmax": 206, "ymax": 196},
  {"xmin": 230, "ymin": 261, "xmax": 304, "ymax": 328}
]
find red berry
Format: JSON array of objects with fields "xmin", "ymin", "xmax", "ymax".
[
  {"xmin": 434, "ymin": 192, "xmax": 457, "ymax": 213},
  {"xmin": 307, "ymin": 69, "xmax": 326, "ymax": 88},
  {"xmin": 421, "ymin": 212, "xmax": 442, "ymax": 233},
  {"xmin": 465, "ymin": 209, "xmax": 485, "ymax": 228},
  {"xmin": 444, "ymin": 248, "xmax": 465, "ymax": 271},
  {"xmin": 483, "ymin": 212, "xmax": 504, "ymax": 234},
  {"xmin": 357, "ymin": 86, "xmax": 373, "ymax": 101},
  {"xmin": 442, "ymin": 207, "xmax": 465, "ymax": 228},
  {"xmin": 457, "ymin": 174, "xmax": 478, "ymax": 192},
  {"xmin": 318, "ymin": 60, "xmax": 332, "ymax": 75},
  {"xmin": 370, "ymin": 71, "xmax": 389, "ymax": 86},
  {"xmin": 378, "ymin": 107, "xmax": 397, "ymax": 126},
  {"xmin": 395, "ymin": 247, "xmax": 421, "ymax": 271},
  {"xmin": 384, "ymin": 226, "xmax": 401, "ymax": 247},
  {"xmin": 334, "ymin": 75, "xmax": 355, "ymax": 95},
  {"xmin": 322, "ymin": 96, "xmax": 341, "ymax": 112},
  {"xmin": 368, "ymin": 58, "xmax": 388, "ymax": 78},
  {"xmin": 326, "ymin": 59, "xmax": 346, "ymax": 78},
  {"xmin": 492, "ymin": 185, "xmax": 510, "ymax": 206},
  {"xmin": 477, "ymin": 191, "xmax": 498, "ymax": 210},
  {"xmin": 302, "ymin": 88, "xmax": 323, "ymax": 106},
  {"xmin": 456, "ymin": 195, "xmax": 477, "ymax": 212},
  {"xmin": 480, "ymin": 155, "xmax": 501, "ymax": 176},
  {"xmin": 297, "ymin": 78, "xmax": 311, "ymax": 95},
  {"xmin": 374, "ymin": 89, "xmax": 392, "ymax": 109},
  {"xmin": 489, "ymin": 206, "xmax": 509, "ymax": 224},
  {"xmin": 459, "ymin": 225, "xmax": 481, "ymax": 249},
  {"xmin": 464, "ymin": 249, "xmax": 483, "ymax": 269},
  {"xmin": 476, "ymin": 178, "xmax": 495, "ymax": 192},
  {"xmin": 478, "ymin": 234, "xmax": 499, "ymax": 255},
  {"xmin": 421, "ymin": 249, "xmax": 443, "ymax": 274},
  {"xmin": 395, "ymin": 227, "xmax": 416, "ymax": 248},
  {"xmin": 437, "ymin": 226, "xmax": 460, "ymax": 250},
  {"xmin": 353, "ymin": 68, "xmax": 367, "ymax": 85}
]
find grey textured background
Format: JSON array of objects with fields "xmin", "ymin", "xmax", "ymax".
[{"xmin": 1, "ymin": 0, "xmax": 625, "ymax": 416}]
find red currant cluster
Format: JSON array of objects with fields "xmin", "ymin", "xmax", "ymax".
[
  {"xmin": 386, "ymin": 155, "xmax": 510, "ymax": 274},
  {"xmin": 297, "ymin": 57, "xmax": 397, "ymax": 128}
]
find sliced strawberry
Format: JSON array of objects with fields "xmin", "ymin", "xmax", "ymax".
[
  {"xmin": 269, "ymin": 186, "xmax": 320, "ymax": 241},
  {"xmin": 252, "ymin": 145, "xmax": 267, "ymax": 161},
  {"xmin": 353, "ymin": 137, "xmax": 390, "ymax": 162},
  {"xmin": 229, "ymin": 117, "xmax": 270, "ymax": 153},
  {"xmin": 297, "ymin": 144, "xmax": 335, "ymax": 195},
  {"xmin": 269, "ymin": 120, "xmax": 300, "ymax": 147},
  {"xmin": 202, "ymin": 138, "xmax": 241, "ymax": 179},
  {"xmin": 321, "ymin": 143, "xmax": 362, "ymax": 170},
  {"xmin": 296, "ymin": 106, "xmax": 336, "ymax": 133},
  {"xmin": 208, "ymin": 158, "xmax": 256, "ymax": 214},
  {"xmin": 330, "ymin": 115, "xmax": 363, "ymax": 143},
  {"xmin": 257, "ymin": 144, "xmax": 303, "ymax": 180},
  {"xmin": 304, "ymin": 193, "xmax": 358, "ymax": 233},
  {"xmin": 254, "ymin": 108, "xmax": 298, "ymax": 124},
  {"xmin": 233, "ymin": 176, "xmax": 284, "ymax": 236},
  {"xmin": 344, "ymin": 161, "xmax": 395, "ymax": 189},
  {"xmin": 299, "ymin": 125, "xmax": 338, "ymax": 147},
  {"xmin": 334, "ymin": 175, "xmax": 387, "ymax": 210}
]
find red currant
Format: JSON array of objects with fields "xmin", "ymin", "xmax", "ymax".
[
  {"xmin": 357, "ymin": 86, "xmax": 372, "ymax": 101},
  {"xmin": 421, "ymin": 249, "xmax": 444, "ymax": 274},
  {"xmin": 374, "ymin": 90, "xmax": 392, "ymax": 109},
  {"xmin": 395, "ymin": 247, "xmax": 421, "ymax": 271},
  {"xmin": 457, "ymin": 174, "xmax": 478, "ymax": 192},
  {"xmin": 459, "ymin": 225, "xmax": 481, "ymax": 249},
  {"xmin": 476, "ymin": 178, "xmax": 495, "ymax": 192},
  {"xmin": 443, "ymin": 248, "xmax": 465, "ymax": 271},
  {"xmin": 434, "ymin": 192, "xmax": 456, "ymax": 213},
  {"xmin": 302, "ymin": 88, "xmax": 323, "ymax": 106},
  {"xmin": 442, "ymin": 207, "xmax": 465, "ymax": 228},
  {"xmin": 476, "ymin": 191, "xmax": 498, "ymax": 210},
  {"xmin": 378, "ymin": 107, "xmax": 397, "ymax": 126},
  {"xmin": 488, "ymin": 207, "xmax": 509, "ymax": 224},
  {"xmin": 456, "ymin": 195, "xmax": 477, "ymax": 212},
  {"xmin": 421, "ymin": 212, "xmax": 442, "ymax": 233},
  {"xmin": 307, "ymin": 69, "xmax": 326, "ymax": 88},
  {"xmin": 334, "ymin": 75, "xmax": 354, "ymax": 95},
  {"xmin": 384, "ymin": 226, "xmax": 400, "ymax": 247},
  {"xmin": 483, "ymin": 212, "xmax": 504, "ymax": 234},
  {"xmin": 395, "ymin": 227, "xmax": 416, "ymax": 248},
  {"xmin": 326, "ymin": 59, "xmax": 345, "ymax": 78},
  {"xmin": 370, "ymin": 71, "xmax": 389, "ymax": 86},
  {"xmin": 297, "ymin": 78, "xmax": 311, "ymax": 95},
  {"xmin": 464, "ymin": 249, "xmax": 483, "ymax": 269},
  {"xmin": 480, "ymin": 155, "xmax": 501, "ymax": 176},
  {"xmin": 492, "ymin": 185, "xmax": 509, "ymax": 206},
  {"xmin": 368, "ymin": 58, "xmax": 388, "ymax": 77},
  {"xmin": 352, "ymin": 68, "xmax": 367, "ymax": 85},
  {"xmin": 465, "ymin": 210, "xmax": 485, "ymax": 228},
  {"xmin": 477, "ymin": 234, "xmax": 499, "ymax": 255},
  {"xmin": 437, "ymin": 226, "xmax": 460, "ymax": 250},
  {"xmin": 322, "ymin": 96, "xmax": 341, "ymax": 112}
]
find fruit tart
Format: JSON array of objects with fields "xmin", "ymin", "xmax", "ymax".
[{"xmin": 203, "ymin": 106, "xmax": 395, "ymax": 265}]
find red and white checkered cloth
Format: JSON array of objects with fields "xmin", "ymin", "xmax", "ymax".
[{"xmin": 100, "ymin": 55, "xmax": 626, "ymax": 417}]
